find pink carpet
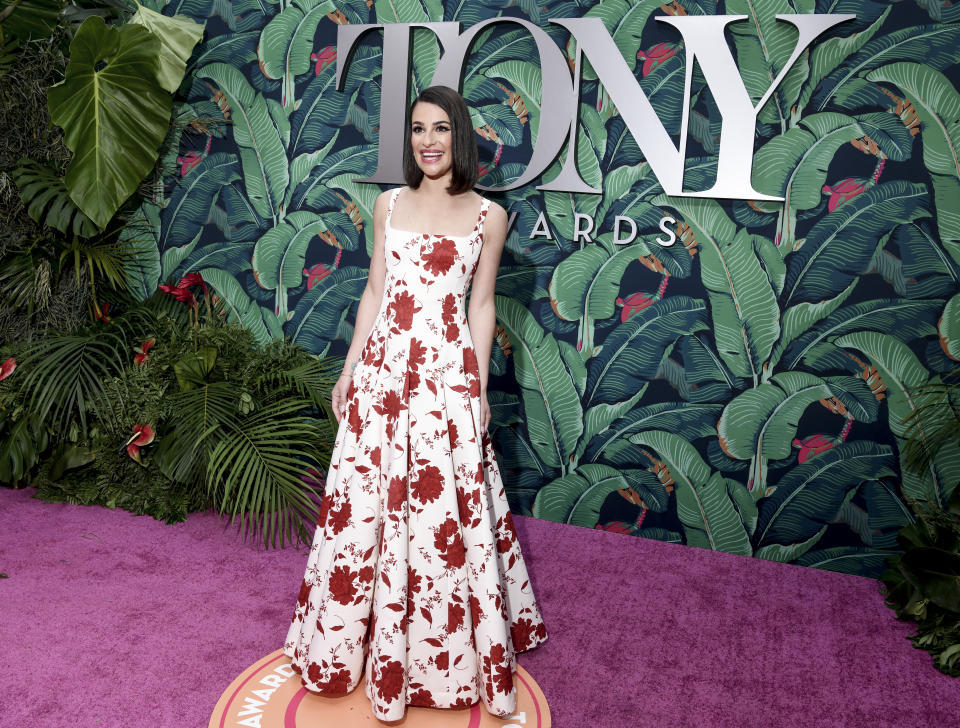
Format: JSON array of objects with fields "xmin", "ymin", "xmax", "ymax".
[{"xmin": 1, "ymin": 486, "xmax": 957, "ymax": 727}]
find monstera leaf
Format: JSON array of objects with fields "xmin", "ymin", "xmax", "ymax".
[
  {"xmin": 10, "ymin": 158, "xmax": 98, "ymax": 237},
  {"xmin": 656, "ymin": 197, "xmax": 781, "ymax": 381},
  {"xmin": 868, "ymin": 63, "xmax": 960, "ymax": 268},
  {"xmin": 129, "ymin": 4, "xmax": 205, "ymax": 93},
  {"xmin": 47, "ymin": 18, "xmax": 171, "ymax": 229},
  {"xmin": 495, "ymin": 295, "xmax": 584, "ymax": 470},
  {"xmin": 631, "ymin": 431, "xmax": 756, "ymax": 555},
  {"xmin": 195, "ymin": 63, "xmax": 289, "ymax": 223},
  {"xmin": 755, "ymin": 441, "xmax": 896, "ymax": 554},
  {"xmin": 258, "ymin": 0, "xmax": 334, "ymax": 110}
]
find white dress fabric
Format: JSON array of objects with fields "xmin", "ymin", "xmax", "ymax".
[{"xmin": 283, "ymin": 186, "xmax": 547, "ymax": 721}]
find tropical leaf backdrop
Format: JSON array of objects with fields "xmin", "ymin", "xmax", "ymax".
[{"xmin": 134, "ymin": 0, "xmax": 960, "ymax": 577}]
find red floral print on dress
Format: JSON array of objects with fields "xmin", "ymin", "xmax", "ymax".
[
  {"xmin": 376, "ymin": 660, "xmax": 406, "ymax": 702},
  {"xmin": 434, "ymin": 517, "xmax": 466, "ymax": 569},
  {"xmin": 422, "ymin": 237, "xmax": 458, "ymax": 276},
  {"xmin": 328, "ymin": 564, "xmax": 358, "ymax": 605},
  {"xmin": 387, "ymin": 475, "xmax": 406, "ymax": 512},
  {"xmin": 328, "ymin": 500, "xmax": 352, "ymax": 534},
  {"xmin": 442, "ymin": 293, "xmax": 459, "ymax": 342},
  {"xmin": 412, "ymin": 464, "xmax": 443, "ymax": 503},
  {"xmin": 388, "ymin": 290, "xmax": 420, "ymax": 330}
]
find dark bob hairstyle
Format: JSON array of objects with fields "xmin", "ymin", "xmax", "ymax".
[{"xmin": 403, "ymin": 86, "xmax": 478, "ymax": 195}]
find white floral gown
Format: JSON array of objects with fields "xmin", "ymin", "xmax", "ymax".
[{"xmin": 283, "ymin": 186, "xmax": 548, "ymax": 721}]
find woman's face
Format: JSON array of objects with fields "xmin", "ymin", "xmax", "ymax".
[{"xmin": 410, "ymin": 102, "xmax": 454, "ymax": 179}]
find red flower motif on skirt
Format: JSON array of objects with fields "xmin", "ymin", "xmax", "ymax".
[
  {"xmin": 317, "ymin": 493, "xmax": 331, "ymax": 528},
  {"xmin": 358, "ymin": 565, "xmax": 374, "ymax": 584},
  {"xmin": 329, "ymin": 564, "xmax": 358, "ymax": 605},
  {"xmin": 469, "ymin": 594, "xmax": 484, "ymax": 628},
  {"xmin": 447, "ymin": 420, "xmax": 459, "ymax": 449},
  {"xmin": 423, "ymin": 237, "xmax": 458, "ymax": 276},
  {"xmin": 412, "ymin": 464, "xmax": 443, "ymax": 503},
  {"xmin": 328, "ymin": 500, "xmax": 352, "ymax": 534},
  {"xmin": 490, "ymin": 643, "xmax": 513, "ymax": 694},
  {"xmin": 434, "ymin": 517, "xmax": 466, "ymax": 569},
  {"xmin": 408, "ymin": 566, "xmax": 422, "ymax": 595},
  {"xmin": 409, "ymin": 688, "xmax": 435, "ymax": 706},
  {"xmin": 510, "ymin": 617, "xmax": 544, "ymax": 651},
  {"xmin": 347, "ymin": 398, "xmax": 362, "ymax": 433},
  {"xmin": 409, "ymin": 338, "xmax": 427, "ymax": 369},
  {"xmin": 374, "ymin": 389, "xmax": 406, "ymax": 423},
  {"xmin": 387, "ymin": 474, "xmax": 406, "ymax": 512},
  {"xmin": 442, "ymin": 293, "xmax": 459, "ymax": 342},
  {"xmin": 464, "ymin": 346, "xmax": 480, "ymax": 396},
  {"xmin": 435, "ymin": 651, "xmax": 449, "ymax": 670},
  {"xmin": 297, "ymin": 578, "xmax": 311, "ymax": 607},
  {"xmin": 447, "ymin": 602, "xmax": 465, "ymax": 633},
  {"xmin": 376, "ymin": 659, "xmax": 405, "ymax": 702},
  {"xmin": 323, "ymin": 669, "xmax": 352, "ymax": 693},
  {"xmin": 307, "ymin": 662, "xmax": 324, "ymax": 684},
  {"xmin": 388, "ymin": 290, "xmax": 420, "ymax": 330}
]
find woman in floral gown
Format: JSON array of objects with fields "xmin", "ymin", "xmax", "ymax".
[{"xmin": 283, "ymin": 86, "xmax": 547, "ymax": 722}]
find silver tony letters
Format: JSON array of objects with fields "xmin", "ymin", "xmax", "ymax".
[{"xmin": 335, "ymin": 14, "xmax": 854, "ymax": 201}]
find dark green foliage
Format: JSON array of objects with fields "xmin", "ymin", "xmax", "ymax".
[{"xmin": 881, "ymin": 497, "xmax": 960, "ymax": 676}]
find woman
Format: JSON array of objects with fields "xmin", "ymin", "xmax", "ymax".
[{"xmin": 283, "ymin": 86, "xmax": 547, "ymax": 722}]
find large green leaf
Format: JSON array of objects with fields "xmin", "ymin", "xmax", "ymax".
[
  {"xmin": 657, "ymin": 197, "xmax": 781, "ymax": 380},
  {"xmin": 755, "ymin": 441, "xmax": 895, "ymax": 548},
  {"xmin": 10, "ymin": 158, "xmax": 98, "ymax": 237},
  {"xmin": 836, "ymin": 331, "xmax": 958, "ymax": 506},
  {"xmin": 47, "ymin": 18, "xmax": 171, "ymax": 229},
  {"xmin": 287, "ymin": 266, "xmax": 367, "ymax": 356},
  {"xmin": 940, "ymin": 293, "xmax": 960, "ymax": 361},
  {"xmin": 718, "ymin": 372, "xmax": 832, "ymax": 461},
  {"xmin": 572, "ymin": 0, "xmax": 659, "ymax": 79},
  {"xmin": 867, "ymin": 63, "xmax": 960, "ymax": 267},
  {"xmin": 195, "ymin": 63, "xmax": 289, "ymax": 223},
  {"xmin": 200, "ymin": 267, "xmax": 276, "ymax": 344},
  {"xmin": 726, "ymin": 0, "xmax": 815, "ymax": 127},
  {"xmin": 783, "ymin": 181, "xmax": 931, "ymax": 306},
  {"xmin": 585, "ymin": 296, "xmax": 708, "ymax": 407},
  {"xmin": 532, "ymin": 464, "xmax": 628, "ymax": 527},
  {"xmin": 793, "ymin": 546, "xmax": 893, "ymax": 576},
  {"xmin": 251, "ymin": 211, "xmax": 330, "ymax": 320},
  {"xmin": 129, "ymin": 4, "xmax": 205, "ymax": 94},
  {"xmin": 496, "ymin": 295, "xmax": 583, "ymax": 470},
  {"xmin": 258, "ymin": 0, "xmax": 334, "ymax": 111},
  {"xmin": 630, "ymin": 431, "xmax": 755, "ymax": 555},
  {"xmin": 813, "ymin": 23, "xmax": 960, "ymax": 111},
  {"xmin": 159, "ymin": 152, "xmax": 241, "ymax": 252}
]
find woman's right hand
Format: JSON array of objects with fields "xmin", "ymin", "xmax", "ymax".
[{"xmin": 331, "ymin": 374, "xmax": 352, "ymax": 423}]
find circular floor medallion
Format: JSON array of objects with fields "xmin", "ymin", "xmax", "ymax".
[{"xmin": 209, "ymin": 649, "xmax": 550, "ymax": 728}]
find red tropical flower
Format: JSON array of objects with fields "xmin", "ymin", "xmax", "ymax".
[
  {"xmin": 434, "ymin": 517, "xmax": 466, "ymax": 569},
  {"xmin": 133, "ymin": 338, "xmax": 155, "ymax": 366},
  {"xmin": 0, "ymin": 357, "xmax": 16, "ymax": 382},
  {"xmin": 422, "ymin": 237, "xmax": 458, "ymax": 276},
  {"xmin": 311, "ymin": 46, "xmax": 336, "ymax": 75},
  {"xmin": 375, "ymin": 659, "xmax": 405, "ymax": 702},
  {"xmin": 616, "ymin": 291, "xmax": 655, "ymax": 322},
  {"xmin": 176, "ymin": 151, "xmax": 203, "ymax": 177},
  {"xmin": 637, "ymin": 42, "xmax": 678, "ymax": 77},
  {"xmin": 159, "ymin": 272, "xmax": 208, "ymax": 309},
  {"xmin": 328, "ymin": 564, "xmax": 358, "ymax": 605},
  {"xmin": 303, "ymin": 263, "xmax": 332, "ymax": 290},
  {"xmin": 94, "ymin": 301, "xmax": 111, "ymax": 323},
  {"xmin": 792, "ymin": 434, "xmax": 837, "ymax": 464},
  {"xmin": 822, "ymin": 177, "xmax": 868, "ymax": 212},
  {"xmin": 595, "ymin": 521, "xmax": 634, "ymax": 534},
  {"xmin": 388, "ymin": 290, "xmax": 420, "ymax": 330},
  {"xmin": 125, "ymin": 424, "xmax": 155, "ymax": 464}
]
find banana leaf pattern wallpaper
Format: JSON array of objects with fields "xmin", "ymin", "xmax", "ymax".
[{"xmin": 132, "ymin": 0, "xmax": 960, "ymax": 577}]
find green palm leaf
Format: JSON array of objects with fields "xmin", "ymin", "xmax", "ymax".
[
  {"xmin": 532, "ymin": 464, "xmax": 628, "ymax": 527},
  {"xmin": 9, "ymin": 158, "xmax": 98, "ymax": 237},
  {"xmin": 207, "ymin": 398, "xmax": 324, "ymax": 548},
  {"xmin": 258, "ymin": 0, "xmax": 334, "ymax": 111}
]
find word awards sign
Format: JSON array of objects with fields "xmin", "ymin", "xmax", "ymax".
[{"xmin": 209, "ymin": 649, "xmax": 551, "ymax": 727}]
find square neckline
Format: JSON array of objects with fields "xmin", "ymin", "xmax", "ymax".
[{"xmin": 386, "ymin": 186, "xmax": 487, "ymax": 240}]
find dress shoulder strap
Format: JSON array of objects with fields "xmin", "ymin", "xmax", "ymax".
[
  {"xmin": 476, "ymin": 196, "xmax": 492, "ymax": 239},
  {"xmin": 385, "ymin": 187, "xmax": 403, "ymax": 227}
]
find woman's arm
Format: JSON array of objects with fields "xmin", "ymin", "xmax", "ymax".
[
  {"xmin": 467, "ymin": 201, "xmax": 508, "ymax": 430},
  {"xmin": 331, "ymin": 190, "xmax": 391, "ymax": 420}
]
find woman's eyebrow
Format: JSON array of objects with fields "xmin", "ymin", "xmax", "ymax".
[{"xmin": 411, "ymin": 120, "xmax": 450, "ymax": 126}]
